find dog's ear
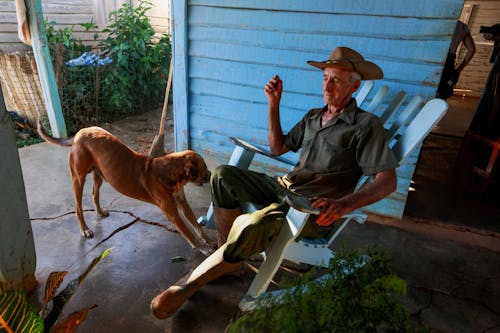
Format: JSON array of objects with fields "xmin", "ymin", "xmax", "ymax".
[{"xmin": 185, "ymin": 162, "xmax": 199, "ymax": 181}]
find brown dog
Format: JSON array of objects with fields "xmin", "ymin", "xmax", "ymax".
[{"xmin": 37, "ymin": 121, "xmax": 214, "ymax": 256}]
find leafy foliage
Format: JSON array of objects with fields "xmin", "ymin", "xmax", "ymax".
[
  {"xmin": 0, "ymin": 290, "xmax": 44, "ymax": 333},
  {"xmin": 227, "ymin": 247, "xmax": 427, "ymax": 333},
  {"xmin": 44, "ymin": 19, "xmax": 96, "ymax": 63},
  {"xmin": 0, "ymin": 248, "xmax": 111, "ymax": 333},
  {"xmin": 43, "ymin": 2, "xmax": 171, "ymax": 136},
  {"xmin": 99, "ymin": 1, "xmax": 171, "ymax": 114}
]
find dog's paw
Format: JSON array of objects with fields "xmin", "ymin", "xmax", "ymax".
[
  {"xmin": 97, "ymin": 209, "xmax": 109, "ymax": 217},
  {"xmin": 81, "ymin": 228, "xmax": 94, "ymax": 238}
]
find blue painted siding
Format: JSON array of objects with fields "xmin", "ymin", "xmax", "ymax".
[{"xmin": 172, "ymin": 0, "xmax": 463, "ymax": 219}]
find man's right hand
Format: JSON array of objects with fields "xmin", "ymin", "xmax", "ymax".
[{"xmin": 264, "ymin": 75, "xmax": 283, "ymax": 108}]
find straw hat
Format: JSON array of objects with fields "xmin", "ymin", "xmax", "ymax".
[{"xmin": 307, "ymin": 46, "xmax": 383, "ymax": 80}]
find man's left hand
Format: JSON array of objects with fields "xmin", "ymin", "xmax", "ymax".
[{"xmin": 310, "ymin": 197, "xmax": 346, "ymax": 226}]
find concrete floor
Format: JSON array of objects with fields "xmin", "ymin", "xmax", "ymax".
[{"xmin": 20, "ymin": 103, "xmax": 500, "ymax": 332}]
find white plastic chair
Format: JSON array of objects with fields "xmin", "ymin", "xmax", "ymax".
[
  {"xmin": 354, "ymin": 80, "xmax": 374, "ymax": 106},
  {"xmin": 199, "ymin": 84, "xmax": 407, "ymax": 228},
  {"xmin": 234, "ymin": 98, "xmax": 448, "ymax": 311}
]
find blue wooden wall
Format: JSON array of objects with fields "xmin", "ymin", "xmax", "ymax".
[{"xmin": 171, "ymin": 0, "xmax": 463, "ymax": 219}]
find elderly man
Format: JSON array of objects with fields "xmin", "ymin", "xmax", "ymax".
[{"xmin": 151, "ymin": 46, "xmax": 398, "ymax": 319}]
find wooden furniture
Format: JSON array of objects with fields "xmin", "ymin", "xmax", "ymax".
[{"xmin": 456, "ymin": 131, "xmax": 500, "ymax": 195}]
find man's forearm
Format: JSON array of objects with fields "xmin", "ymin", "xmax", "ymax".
[
  {"xmin": 337, "ymin": 169, "xmax": 397, "ymax": 214},
  {"xmin": 268, "ymin": 105, "xmax": 288, "ymax": 155}
]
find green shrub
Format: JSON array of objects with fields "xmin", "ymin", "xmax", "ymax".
[
  {"xmin": 99, "ymin": 1, "xmax": 171, "ymax": 114},
  {"xmin": 43, "ymin": 1, "xmax": 171, "ymax": 135},
  {"xmin": 227, "ymin": 247, "xmax": 427, "ymax": 333}
]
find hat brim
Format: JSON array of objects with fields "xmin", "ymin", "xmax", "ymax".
[{"xmin": 307, "ymin": 59, "xmax": 384, "ymax": 80}]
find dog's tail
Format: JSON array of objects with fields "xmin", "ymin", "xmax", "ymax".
[{"xmin": 37, "ymin": 119, "xmax": 74, "ymax": 147}]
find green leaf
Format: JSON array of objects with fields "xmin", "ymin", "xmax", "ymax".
[{"xmin": 0, "ymin": 290, "xmax": 44, "ymax": 333}]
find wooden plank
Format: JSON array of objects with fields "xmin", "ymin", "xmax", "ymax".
[
  {"xmin": 189, "ymin": 26, "xmax": 450, "ymax": 64},
  {"xmin": 27, "ymin": 0, "xmax": 67, "ymax": 137},
  {"xmin": 189, "ymin": 0, "xmax": 463, "ymax": 19},
  {"xmin": 0, "ymin": 22, "xmax": 19, "ymax": 31},
  {"xmin": 42, "ymin": 14, "xmax": 94, "ymax": 24},
  {"xmin": 41, "ymin": 3, "xmax": 94, "ymax": 13},
  {"xmin": 0, "ymin": 32, "xmax": 22, "ymax": 42},
  {"xmin": 188, "ymin": 46, "xmax": 443, "ymax": 86},
  {"xmin": 172, "ymin": 0, "xmax": 189, "ymax": 151},
  {"xmin": 189, "ymin": 6, "xmax": 457, "ymax": 39},
  {"xmin": 0, "ymin": 12, "xmax": 18, "ymax": 23},
  {"xmin": 0, "ymin": 0, "xmax": 16, "ymax": 11}
]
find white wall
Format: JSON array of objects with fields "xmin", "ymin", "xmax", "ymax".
[
  {"xmin": 0, "ymin": 0, "xmax": 171, "ymax": 53},
  {"xmin": 455, "ymin": 0, "xmax": 500, "ymax": 97}
]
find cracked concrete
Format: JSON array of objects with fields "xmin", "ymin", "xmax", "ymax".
[{"xmin": 19, "ymin": 106, "xmax": 500, "ymax": 332}]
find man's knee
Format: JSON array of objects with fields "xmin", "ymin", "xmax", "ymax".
[
  {"xmin": 211, "ymin": 165, "xmax": 241, "ymax": 209},
  {"xmin": 211, "ymin": 165, "xmax": 235, "ymax": 184}
]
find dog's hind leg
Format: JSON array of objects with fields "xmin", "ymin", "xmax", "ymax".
[
  {"xmin": 91, "ymin": 169, "xmax": 109, "ymax": 218},
  {"xmin": 69, "ymin": 154, "xmax": 94, "ymax": 238}
]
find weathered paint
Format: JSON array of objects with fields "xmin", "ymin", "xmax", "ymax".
[
  {"xmin": 0, "ymin": 83, "xmax": 36, "ymax": 292},
  {"xmin": 27, "ymin": 0, "xmax": 67, "ymax": 138},
  {"xmin": 172, "ymin": 0, "xmax": 463, "ymax": 219}
]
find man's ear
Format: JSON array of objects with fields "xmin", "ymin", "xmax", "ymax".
[
  {"xmin": 185, "ymin": 162, "xmax": 198, "ymax": 181},
  {"xmin": 351, "ymin": 80, "xmax": 361, "ymax": 93}
]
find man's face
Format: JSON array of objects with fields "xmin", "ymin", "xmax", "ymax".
[{"xmin": 322, "ymin": 67, "xmax": 360, "ymax": 108}]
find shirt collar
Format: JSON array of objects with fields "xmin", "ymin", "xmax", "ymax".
[{"xmin": 311, "ymin": 99, "xmax": 358, "ymax": 125}]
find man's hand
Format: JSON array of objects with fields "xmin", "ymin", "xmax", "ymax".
[
  {"xmin": 264, "ymin": 75, "xmax": 283, "ymax": 108},
  {"xmin": 266, "ymin": 74, "xmax": 289, "ymax": 155},
  {"xmin": 310, "ymin": 169, "xmax": 397, "ymax": 227},
  {"xmin": 310, "ymin": 197, "xmax": 347, "ymax": 226}
]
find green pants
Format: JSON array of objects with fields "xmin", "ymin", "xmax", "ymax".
[{"xmin": 211, "ymin": 165, "xmax": 336, "ymax": 262}]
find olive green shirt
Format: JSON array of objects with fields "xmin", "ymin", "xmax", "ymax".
[{"xmin": 278, "ymin": 99, "xmax": 398, "ymax": 198}]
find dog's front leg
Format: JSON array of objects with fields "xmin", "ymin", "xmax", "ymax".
[
  {"xmin": 174, "ymin": 188, "xmax": 213, "ymax": 245},
  {"xmin": 159, "ymin": 200, "xmax": 214, "ymax": 257}
]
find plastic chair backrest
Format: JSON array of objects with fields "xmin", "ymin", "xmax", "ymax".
[
  {"xmin": 354, "ymin": 80, "xmax": 374, "ymax": 105},
  {"xmin": 365, "ymin": 85, "xmax": 389, "ymax": 113},
  {"xmin": 391, "ymin": 98, "xmax": 448, "ymax": 161},
  {"xmin": 379, "ymin": 91, "xmax": 407, "ymax": 124},
  {"xmin": 386, "ymin": 95, "xmax": 423, "ymax": 141}
]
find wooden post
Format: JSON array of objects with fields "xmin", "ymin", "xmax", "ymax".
[
  {"xmin": 172, "ymin": 0, "xmax": 189, "ymax": 151},
  {"xmin": 0, "ymin": 84, "xmax": 37, "ymax": 293},
  {"xmin": 26, "ymin": 0, "xmax": 67, "ymax": 138}
]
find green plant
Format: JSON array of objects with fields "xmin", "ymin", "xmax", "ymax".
[
  {"xmin": 0, "ymin": 248, "xmax": 111, "ymax": 333},
  {"xmin": 44, "ymin": 19, "xmax": 97, "ymax": 61},
  {"xmin": 227, "ymin": 247, "xmax": 426, "ymax": 333},
  {"xmin": 99, "ymin": 1, "xmax": 171, "ymax": 113},
  {"xmin": 44, "ymin": 19, "xmax": 101, "ymax": 134}
]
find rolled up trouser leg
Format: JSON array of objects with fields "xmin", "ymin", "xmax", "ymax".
[{"xmin": 210, "ymin": 165, "xmax": 289, "ymax": 209}]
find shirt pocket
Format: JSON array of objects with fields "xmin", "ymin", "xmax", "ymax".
[{"xmin": 316, "ymin": 137, "xmax": 357, "ymax": 172}]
